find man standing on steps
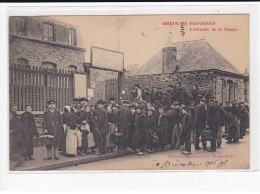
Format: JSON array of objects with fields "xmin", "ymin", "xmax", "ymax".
[{"xmin": 42, "ymin": 100, "xmax": 63, "ymax": 160}]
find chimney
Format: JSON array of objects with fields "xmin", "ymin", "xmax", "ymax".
[{"xmin": 162, "ymin": 46, "xmax": 177, "ymax": 74}]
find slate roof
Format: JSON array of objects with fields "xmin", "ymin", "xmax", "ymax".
[{"xmin": 137, "ymin": 39, "xmax": 241, "ymax": 75}]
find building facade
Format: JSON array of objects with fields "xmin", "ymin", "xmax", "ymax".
[
  {"xmin": 104, "ymin": 39, "xmax": 249, "ymax": 103},
  {"xmin": 9, "ymin": 16, "xmax": 86, "ymax": 71}
]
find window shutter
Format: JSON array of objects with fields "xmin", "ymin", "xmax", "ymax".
[
  {"xmin": 65, "ymin": 28, "xmax": 69, "ymax": 45},
  {"xmin": 39, "ymin": 22, "xmax": 44, "ymax": 40},
  {"xmin": 53, "ymin": 24, "xmax": 56, "ymax": 42},
  {"xmin": 74, "ymin": 29, "xmax": 77, "ymax": 46}
]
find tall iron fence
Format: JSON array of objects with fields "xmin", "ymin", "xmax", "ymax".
[{"xmin": 9, "ymin": 64, "xmax": 77, "ymax": 111}]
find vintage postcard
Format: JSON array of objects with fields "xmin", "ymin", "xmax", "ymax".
[{"xmin": 8, "ymin": 14, "xmax": 250, "ymax": 171}]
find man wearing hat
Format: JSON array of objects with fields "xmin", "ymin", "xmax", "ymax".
[
  {"xmin": 133, "ymin": 105, "xmax": 148, "ymax": 155},
  {"xmin": 117, "ymin": 100, "xmax": 132, "ymax": 152},
  {"xmin": 180, "ymin": 106, "xmax": 193, "ymax": 155},
  {"xmin": 193, "ymin": 98, "xmax": 207, "ymax": 151},
  {"xmin": 206, "ymin": 96, "xmax": 221, "ymax": 152},
  {"xmin": 42, "ymin": 100, "xmax": 64, "ymax": 160},
  {"xmin": 95, "ymin": 100, "xmax": 108, "ymax": 154}
]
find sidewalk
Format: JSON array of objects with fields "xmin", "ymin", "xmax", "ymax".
[{"xmin": 10, "ymin": 146, "xmax": 131, "ymax": 171}]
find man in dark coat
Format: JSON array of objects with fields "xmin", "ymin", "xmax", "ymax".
[
  {"xmin": 20, "ymin": 105, "xmax": 38, "ymax": 161},
  {"xmin": 117, "ymin": 101, "xmax": 132, "ymax": 152},
  {"xmin": 151, "ymin": 87, "xmax": 159, "ymax": 104},
  {"xmin": 95, "ymin": 100, "xmax": 108, "ymax": 154},
  {"xmin": 146, "ymin": 109, "xmax": 157, "ymax": 152},
  {"xmin": 157, "ymin": 106, "xmax": 168, "ymax": 151},
  {"xmin": 206, "ymin": 97, "xmax": 221, "ymax": 152},
  {"xmin": 193, "ymin": 98, "xmax": 207, "ymax": 150},
  {"xmin": 133, "ymin": 106, "xmax": 148, "ymax": 155},
  {"xmin": 9, "ymin": 105, "xmax": 24, "ymax": 167},
  {"xmin": 175, "ymin": 82, "xmax": 183, "ymax": 103},
  {"xmin": 162, "ymin": 91, "xmax": 172, "ymax": 109},
  {"xmin": 42, "ymin": 100, "xmax": 63, "ymax": 160},
  {"xmin": 181, "ymin": 86, "xmax": 189, "ymax": 105},
  {"xmin": 142, "ymin": 86, "xmax": 151, "ymax": 103},
  {"xmin": 180, "ymin": 106, "xmax": 193, "ymax": 155}
]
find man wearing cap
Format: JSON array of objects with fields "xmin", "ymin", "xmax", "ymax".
[
  {"xmin": 42, "ymin": 100, "xmax": 63, "ymax": 160},
  {"xmin": 193, "ymin": 98, "xmax": 207, "ymax": 151}
]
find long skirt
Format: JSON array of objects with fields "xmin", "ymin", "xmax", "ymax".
[
  {"xmin": 76, "ymin": 130, "xmax": 82, "ymax": 147},
  {"xmin": 66, "ymin": 127, "xmax": 77, "ymax": 155}
]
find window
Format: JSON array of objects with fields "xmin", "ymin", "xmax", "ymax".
[
  {"xmin": 69, "ymin": 65, "xmax": 77, "ymax": 72},
  {"xmin": 15, "ymin": 17, "xmax": 28, "ymax": 36},
  {"xmin": 42, "ymin": 62, "xmax": 57, "ymax": 70},
  {"xmin": 17, "ymin": 58, "xmax": 29, "ymax": 66},
  {"xmin": 43, "ymin": 23, "xmax": 54, "ymax": 42},
  {"xmin": 68, "ymin": 29, "xmax": 76, "ymax": 46}
]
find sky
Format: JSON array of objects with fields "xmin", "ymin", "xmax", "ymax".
[{"xmin": 53, "ymin": 15, "xmax": 249, "ymax": 74}]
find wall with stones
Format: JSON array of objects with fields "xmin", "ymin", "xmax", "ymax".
[
  {"xmin": 130, "ymin": 71, "xmax": 216, "ymax": 96},
  {"xmin": 215, "ymin": 73, "xmax": 245, "ymax": 103},
  {"xmin": 9, "ymin": 36, "xmax": 85, "ymax": 71}
]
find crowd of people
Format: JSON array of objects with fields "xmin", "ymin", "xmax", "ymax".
[{"xmin": 9, "ymin": 82, "xmax": 249, "ymax": 167}]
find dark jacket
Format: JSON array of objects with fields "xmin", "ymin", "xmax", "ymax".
[
  {"xmin": 20, "ymin": 111, "xmax": 38, "ymax": 136},
  {"xmin": 134, "ymin": 113, "xmax": 148, "ymax": 141},
  {"xmin": 193, "ymin": 103, "xmax": 207, "ymax": 128},
  {"xmin": 162, "ymin": 94, "xmax": 172, "ymax": 109},
  {"xmin": 42, "ymin": 109, "xmax": 63, "ymax": 136},
  {"xmin": 157, "ymin": 113, "xmax": 169, "ymax": 145},
  {"xmin": 151, "ymin": 90, "xmax": 159, "ymax": 103},
  {"xmin": 96, "ymin": 107, "xmax": 108, "ymax": 134},
  {"xmin": 117, "ymin": 108, "xmax": 131, "ymax": 133},
  {"xmin": 182, "ymin": 114, "xmax": 193, "ymax": 131},
  {"xmin": 206, "ymin": 102, "xmax": 221, "ymax": 126},
  {"xmin": 142, "ymin": 90, "xmax": 151, "ymax": 102},
  {"xmin": 147, "ymin": 115, "xmax": 157, "ymax": 134},
  {"xmin": 76, "ymin": 110, "xmax": 96, "ymax": 132},
  {"xmin": 181, "ymin": 89, "xmax": 189, "ymax": 105}
]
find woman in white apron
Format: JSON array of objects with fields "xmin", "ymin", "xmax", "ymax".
[{"xmin": 64, "ymin": 106, "xmax": 78, "ymax": 156}]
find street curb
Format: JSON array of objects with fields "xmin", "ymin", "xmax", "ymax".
[{"xmin": 17, "ymin": 152, "xmax": 132, "ymax": 171}]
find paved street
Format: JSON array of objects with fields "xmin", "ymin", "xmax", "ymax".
[{"xmin": 61, "ymin": 131, "xmax": 250, "ymax": 171}]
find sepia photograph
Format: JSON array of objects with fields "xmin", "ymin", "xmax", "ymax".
[{"xmin": 8, "ymin": 14, "xmax": 250, "ymax": 171}]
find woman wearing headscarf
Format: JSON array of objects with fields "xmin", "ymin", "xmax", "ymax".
[{"xmin": 20, "ymin": 105, "xmax": 38, "ymax": 161}]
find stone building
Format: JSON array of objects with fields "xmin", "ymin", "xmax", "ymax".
[
  {"xmin": 9, "ymin": 16, "xmax": 86, "ymax": 71},
  {"xmin": 132, "ymin": 39, "xmax": 249, "ymax": 103}
]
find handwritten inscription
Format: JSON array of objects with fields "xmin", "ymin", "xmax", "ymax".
[{"xmin": 152, "ymin": 159, "xmax": 229, "ymax": 169}]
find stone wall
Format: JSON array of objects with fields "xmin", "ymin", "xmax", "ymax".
[
  {"xmin": 130, "ymin": 71, "xmax": 216, "ymax": 96},
  {"xmin": 215, "ymin": 73, "xmax": 245, "ymax": 103},
  {"xmin": 9, "ymin": 36, "xmax": 85, "ymax": 71}
]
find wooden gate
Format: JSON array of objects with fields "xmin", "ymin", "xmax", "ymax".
[{"xmin": 9, "ymin": 64, "xmax": 77, "ymax": 111}]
